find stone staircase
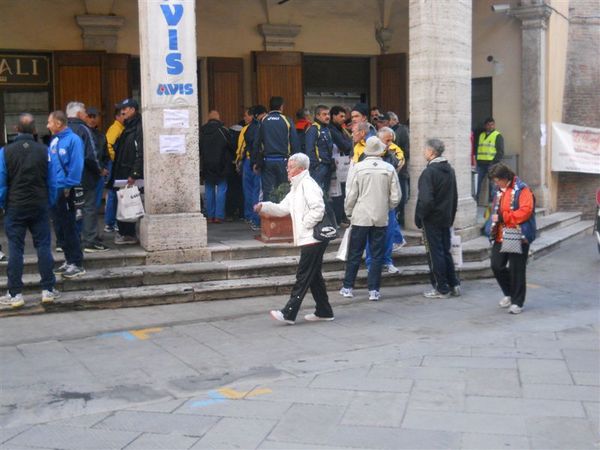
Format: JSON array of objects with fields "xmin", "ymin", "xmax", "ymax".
[{"xmin": 0, "ymin": 210, "xmax": 592, "ymax": 317}]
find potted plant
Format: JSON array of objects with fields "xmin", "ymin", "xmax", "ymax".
[{"xmin": 259, "ymin": 183, "xmax": 293, "ymax": 243}]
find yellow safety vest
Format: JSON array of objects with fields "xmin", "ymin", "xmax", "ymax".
[
  {"xmin": 235, "ymin": 124, "xmax": 249, "ymax": 163},
  {"xmin": 477, "ymin": 130, "xmax": 500, "ymax": 162}
]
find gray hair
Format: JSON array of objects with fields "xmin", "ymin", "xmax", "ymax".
[
  {"xmin": 65, "ymin": 101, "xmax": 85, "ymax": 118},
  {"xmin": 355, "ymin": 121, "xmax": 370, "ymax": 133},
  {"xmin": 387, "ymin": 112, "xmax": 398, "ymax": 122},
  {"xmin": 289, "ymin": 152, "xmax": 310, "ymax": 170},
  {"xmin": 377, "ymin": 127, "xmax": 396, "ymax": 141},
  {"xmin": 426, "ymin": 138, "xmax": 445, "ymax": 156}
]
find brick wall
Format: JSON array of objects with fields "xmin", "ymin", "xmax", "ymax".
[{"xmin": 558, "ymin": 0, "xmax": 600, "ymax": 218}]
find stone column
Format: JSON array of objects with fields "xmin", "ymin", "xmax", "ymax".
[
  {"xmin": 511, "ymin": 3, "xmax": 552, "ymax": 208},
  {"xmin": 137, "ymin": 0, "xmax": 208, "ymax": 263},
  {"xmin": 406, "ymin": 0, "xmax": 477, "ymax": 234}
]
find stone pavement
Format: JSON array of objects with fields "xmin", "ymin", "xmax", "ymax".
[{"xmin": 0, "ymin": 235, "xmax": 598, "ymax": 449}]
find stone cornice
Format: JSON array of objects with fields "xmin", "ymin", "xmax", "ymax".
[
  {"xmin": 76, "ymin": 14, "xmax": 125, "ymax": 52},
  {"xmin": 257, "ymin": 23, "xmax": 301, "ymax": 51},
  {"xmin": 510, "ymin": 4, "xmax": 552, "ymax": 30}
]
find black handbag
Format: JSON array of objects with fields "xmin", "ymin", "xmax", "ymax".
[{"xmin": 314, "ymin": 200, "xmax": 338, "ymax": 241}]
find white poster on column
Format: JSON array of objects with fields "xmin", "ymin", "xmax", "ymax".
[
  {"xmin": 551, "ymin": 122, "xmax": 600, "ymax": 174},
  {"xmin": 147, "ymin": 0, "xmax": 198, "ymax": 107}
]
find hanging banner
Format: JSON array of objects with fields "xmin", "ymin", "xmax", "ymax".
[
  {"xmin": 552, "ymin": 122, "xmax": 600, "ymax": 174},
  {"xmin": 145, "ymin": 0, "xmax": 197, "ymax": 107}
]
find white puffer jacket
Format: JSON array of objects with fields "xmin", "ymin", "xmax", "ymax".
[{"xmin": 260, "ymin": 170, "xmax": 324, "ymax": 247}]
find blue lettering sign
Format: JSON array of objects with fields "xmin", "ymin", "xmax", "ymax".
[
  {"xmin": 161, "ymin": 2, "xmax": 184, "ymax": 76},
  {"xmin": 160, "ymin": 4, "xmax": 184, "ymax": 26},
  {"xmin": 166, "ymin": 53, "xmax": 183, "ymax": 75},
  {"xmin": 156, "ymin": 83, "xmax": 194, "ymax": 96}
]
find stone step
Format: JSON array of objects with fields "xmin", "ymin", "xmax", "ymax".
[
  {"xmin": 0, "ymin": 242, "xmax": 491, "ymax": 295},
  {"xmin": 4, "ymin": 260, "xmax": 492, "ymax": 316},
  {"xmin": 530, "ymin": 220, "xmax": 594, "ymax": 260},
  {"xmin": 535, "ymin": 211, "xmax": 582, "ymax": 233}
]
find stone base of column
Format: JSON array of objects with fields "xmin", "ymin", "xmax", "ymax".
[{"xmin": 140, "ymin": 213, "xmax": 208, "ymax": 264}]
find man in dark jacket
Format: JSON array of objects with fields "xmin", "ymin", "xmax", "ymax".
[
  {"xmin": 305, "ymin": 105, "xmax": 333, "ymax": 194},
  {"xmin": 415, "ymin": 138, "xmax": 460, "ymax": 299},
  {"xmin": 0, "ymin": 114, "xmax": 60, "ymax": 309},
  {"xmin": 199, "ymin": 110, "xmax": 233, "ymax": 223},
  {"xmin": 389, "ymin": 112, "xmax": 410, "ymax": 226},
  {"xmin": 112, "ymin": 98, "xmax": 143, "ymax": 244},
  {"xmin": 253, "ymin": 96, "xmax": 300, "ymax": 202},
  {"xmin": 66, "ymin": 101, "xmax": 108, "ymax": 253}
]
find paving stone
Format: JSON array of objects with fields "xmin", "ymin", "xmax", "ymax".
[
  {"xmin": 340, "ymin": 392, "xmax": 408, "ymax": 427},
  {"xmin": 5, "ymin": 424, "xmax": 140, "ymax": 450},
  {"xmin": 527, "ymin": 417, "xmax": 598, "ymax": 449},
  {"xmin": 126, "ymin": 398, "xmax": 187, "ymax": 413},
  {"xmin": 563, "ymin": 349, "xmax": 600, "ymax": 372},
  {"xmin": 368, "ymin": 365, "xmax": 468, "ymax": 382},
  {"xmin": 465, "ymin": 396, "xmax": 585, "ymax": 417},
  {"xmin": 571, "ymin": 371, "xmax": 600, "ymax": 386},
  {"xmin": 267, "ymin": 404, "xmax": 344, "ymax": 445},
  {"xmin": 245, "ymin": 386, "xmax": 354, "ymax": 406},
  {"xmin": 124, "ymin": 432, "xmax": 199, "ymax": 449},
  {"xmin": 310, "ymin": 368, "xmax": 413, "ymax": 393},
  {"xmin": 460, "ymin": 432, "xmax": 530, "ymax": 449},
  {"xmin": 465, "ymin": 368, "xmax": 522, "ymax": 397},
  {"xmin": 583, "ymin": 402, "xmax": 599, "ymax": 432},
  {"xmin": 259, "ymin": 441, "xmax": 353, "ymax": 450},
  {"xmin": 518, "ymin": 358, "xmax": 574, "ymax": 384},
  {"xmin": 471, "ymin": 345, "xmax": 562, "ymax": 359},
  {"xmin": 422, "ymin": 356, "xmax": 517, "ymax": 369},
  {"xmin": 0, "ymin": 426, "xmax": 30, "ymax": 446},
  {"xmin": 523, "ymin": 384, "xmax": 600, "ymax": 402},
  {"xmin": 50, "ymin": 412, "xmax": 114, "ymax": 428},
  {"xmin": 402, "ymin": 409, "xmax": 527, "ymax": 435},
  {"xmin": 191, "ymin": 417, "xmax": 276, "ymax": 449},
  {"xmin": 94, "ymin": 411, "xmax": 218, "ymax": 436},
  {"xmin": 176, "ymin": 398, "xmax": 292, "ymax": 420},
  {"xmin": 407, "ymin": 380, "xmax": 466, "ymax": 412}
]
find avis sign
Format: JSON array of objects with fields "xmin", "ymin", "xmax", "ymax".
[{"xmin": 148, "ymin": 0, "xmax": 197, "ymax": 105}]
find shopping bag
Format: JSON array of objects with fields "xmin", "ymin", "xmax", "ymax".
[
  {"xmin": 336, "ymin": 225, "xmax": 352, "ymax": 261},
  {"xmin": 116, "ymin": 185, "xmax": 145, "ymax": 223},
  {"xmin": 450, "ymin": 229, "xmax": 463, "ymax": 267},
  {"xmin": 500, "ymin": 227, "xmax": 523, "ymax": 254}
]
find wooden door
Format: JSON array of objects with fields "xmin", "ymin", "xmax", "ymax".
[
  {"xmin": 53, "ymin": 51, "xmax": 104, "ymax": 113},
  {"xmin": 377, "ymin": 53, "xmax": 408, "ymax": 122},
  {"xmin": 253, "ymin": 51, "xmax": 303, "ymax": 118},
  {"xmin": 207, "ymin": 57, "xmax": 243, "ymax": 127},
  {"xmin": 104, "ymin": 53, "xmax": 131, "ymax": 128}
]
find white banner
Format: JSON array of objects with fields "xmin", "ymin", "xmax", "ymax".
[
  {"xmin": 552, "ymin": 122, "xmax": 600, "ymax": 174},
  {"xmin": 146, "ymin": 0, "xmax": 197, "ymax": 107}
]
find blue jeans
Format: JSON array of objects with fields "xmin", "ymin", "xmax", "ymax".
[
  {"xmin": 105, "ymin": 189, "xmax": 117, "ymax": 228},
  {"xmin": 53, "ymin": 193, "xmax": 83, "ymax": 266},
  {"xmin": 4, "ymin": 206, "xmax": 55, "ymax": 295},
  {"xmin": 422, "ymin": 223, "xmax": 459, "ymax": 294},
  {"xmin": 343, "ymin": 225, "xmax": 386, "ymax": 291},
  {"xmin": 366, "ymin": 210, "xmax": 403, "ymax": 267},
  {"xmin": 205, "ymin": 179, "xmax": 228, "ymax": 220},
  {"xmin": 309, "ymin": 163, "xmax": 332, "ymax": 195},
  {"xmin": 261, "ymin": 159, "xmax": 287, "ymax": 202},
  {"xmin": 242, "ymin": 158, "xmax": 261, "ymax": 225}
]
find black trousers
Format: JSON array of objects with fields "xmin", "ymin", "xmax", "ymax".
[
  {"xmin": 490, "ymin": 242, "xmax": 529, "ymax": 307},
  {"xmin": 281, "ymin": 241, "xmax": 333, "ymax": 321},
  {"xmin": 423, "ymin": 223, "xmax": 459, "ymax": 294}
]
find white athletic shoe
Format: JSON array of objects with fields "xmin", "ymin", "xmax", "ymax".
[{"xmin": 499, "ymin": 296, "xmax": 511, "ymax": 308}]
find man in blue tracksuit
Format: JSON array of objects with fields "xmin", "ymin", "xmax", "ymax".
[
  {"xmin": 305, "ymin": 105, "xmax": 334, "ymax": 195},
  {"xmin": 47, "ymin": 111, "xmax": 85, "ymax": 279},
  {"xmin": 253, "ymin": 96, "xmax": 300, "ymax": 202}
]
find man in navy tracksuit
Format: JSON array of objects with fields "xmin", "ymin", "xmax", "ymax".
[
  {"xmin": 253, "ymin": 96, "xmax": 300, "ymax": 202},
  {"xmin": 305, "ymin": 105, "xmax": 334, "ymax": 194}
]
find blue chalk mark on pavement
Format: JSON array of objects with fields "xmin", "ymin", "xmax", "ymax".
[
  {"xmin": 98, "ymin": 331, "xmax": 137, "ymax": 341},
  {"xmin": 190, "ymin": 390, "xmax": 227, "ymax": 408}
]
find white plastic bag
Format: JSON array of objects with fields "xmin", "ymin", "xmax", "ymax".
[
  {"xmin": 117, "ymin": 185, "xmax": 145, "ymax": 223},
  {"xmin": 336, "ymin": 225, "xmax": 352, "ymax": 261},
  {"xmin": 451, "ymin": 228, "xmax": 463, "ymax": 267}
]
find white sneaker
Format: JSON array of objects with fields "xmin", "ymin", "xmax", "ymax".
[
  {"xmin": 304, "ymin": 313, "xmax": 334, "ymax": 322},
  {"xmin": 392, "ymin": 240, "xmax": 407, "ymax": 253},
  {"xmin": 0, "ymin": 250, "xmax": 6, "ymax": 261},
  {"xmin": 451, "ymin": 285, "xmax": 462, "ymax": 297},
  {"xmin": 509, "ymin": 304, "xmax": 522, "ymax": 314},
  {"xmin": 499, "ymin": 296, "xmax": 511, "ymax": 308},
  {"xmin": 0, "ymin": 293, "xmax": 25, "ymax": 310},
  {"xmin": 368, "ymin": 290, "xmax": 381, "ymax": 301},
  {"xmin": 385, "ymin": 264, "xmax": 400, "ymax": 274},
  {"xmin": 269, "ymin": 310, "xmax": 295, "ymax": 325},
  {"xmin": 42, "ymin": 289, "xmax": 61, "ymax": 304},
  {"xmin": 423, "ymin": 289, "xmax": 450, "ymax": 299},
  {"xmin": 339, "ymin": 287, "xmax": 353, "ymax": 298}
]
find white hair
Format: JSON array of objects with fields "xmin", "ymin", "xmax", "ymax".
[
  {"xmin": 289, "ymin": 152, "xmax": 310, "ymax": 170},
  {"xmin": 387, "ymin": 111, "xmax": 398, "ymax": 122},
  {"xmin": 66, "ymin": 101, "xmax": 85, "ymax": 118},
  {"xmin": 377, "ymin": 126, "xmax": 396, "ymax": 141}
]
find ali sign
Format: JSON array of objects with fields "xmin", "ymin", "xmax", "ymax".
[{"xmin": 0, "ymin": 54, "xmax": 50, "ymax": 87}]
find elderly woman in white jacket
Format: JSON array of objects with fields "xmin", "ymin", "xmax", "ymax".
[{"xmin": 254, "ymin": 153, "xmax": 334, "ymax": 325}]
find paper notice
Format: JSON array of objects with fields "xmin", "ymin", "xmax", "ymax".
[
  {"xmin": 163, "ymin": 109, "xmax": 189, "ymax": 128},
  {"xmin": 159, "ymin": 134, "xmax": 186, "ymax": 154}
]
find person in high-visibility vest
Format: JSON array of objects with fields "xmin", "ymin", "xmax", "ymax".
[{"xmin": 476, "ymin": 117, "xmax": 504, "ymax": 203}]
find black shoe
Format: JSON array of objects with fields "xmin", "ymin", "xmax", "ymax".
[{"xmin": 83, "ymin": 242, "xmax": 110, "ymax": 253}]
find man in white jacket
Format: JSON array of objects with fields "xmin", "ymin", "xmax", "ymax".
[
  {"xmin": 341, "ymin": 136, "xmax": 401, "ymax": 301},
  {"xmin": 255, "ymin": 153, "xmax": 334, "ymax": 324}
]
